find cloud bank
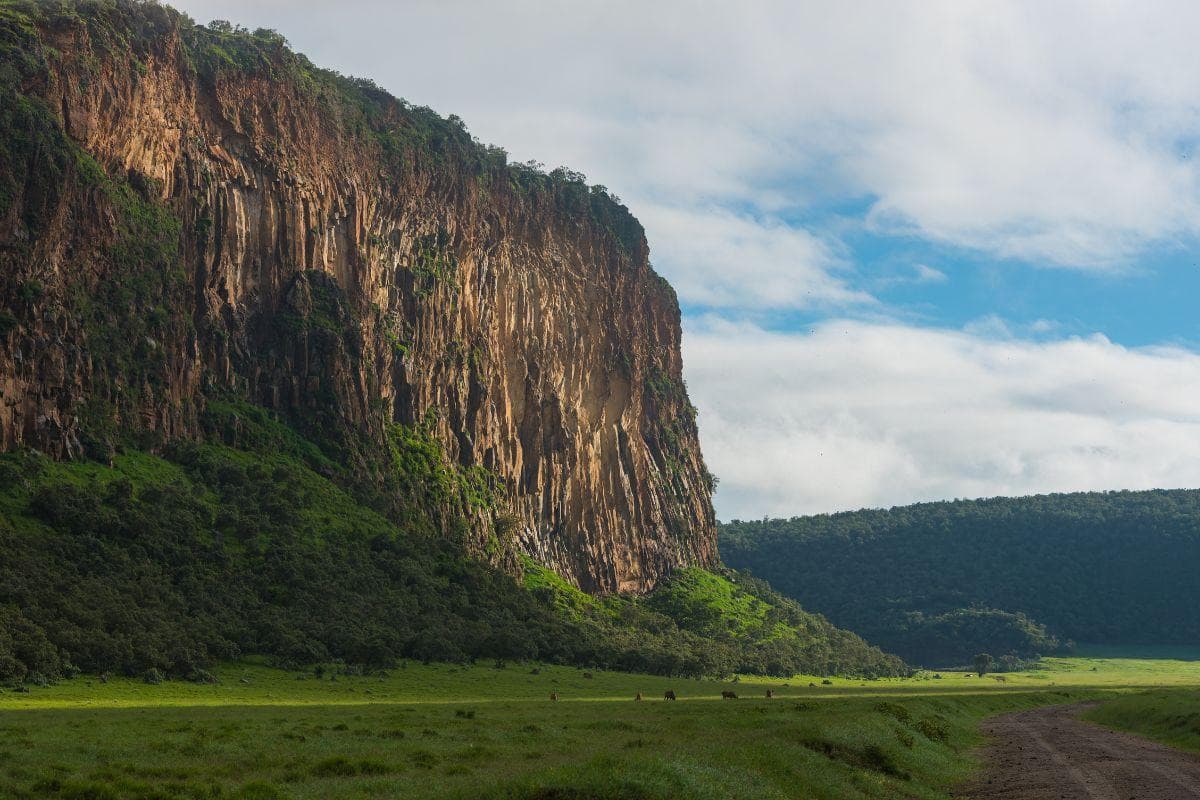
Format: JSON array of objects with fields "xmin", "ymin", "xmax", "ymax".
[
  {"xmin": 178, "ymin": 0, "xmax": 1200, "ymax": 286},
  {"xmin": 171, "ymin": 1, "xmax": 1200, "ymax": 515},
  {"xmin": 687, "ymin": 319, "xmax": 1200, "ymax": 519}
]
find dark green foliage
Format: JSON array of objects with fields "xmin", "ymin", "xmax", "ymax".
[
  {"xmin": 0, "ymin": 4, "xmax": 70, "ymax": 226},
  {"xmin": 0, "ymin": 409, "xmax": 904, "ymax": 683},
  {"xmin": 311, "ymin": 756, "xmax": 391, "ymax": 778},
  {"xmin": 0, "ymin": 0, "xmax": 902, "ymax": 687},
  {"xmin": 0, "ymin": 441, "xmax": 566, "ymax": 680},
  {"xmin": 720, "ymin": 490, "xmax": 1200, "ymax": 666},
  {"xmin": 886, "ymin": 609, "xmax": 1059, "ymax": 668},
  {"xmin": 874, "ymin": 701, "xmax": 912, "ymax": 724},
  {"xmin": 641, "ymin": 568, "xmax": 907, "ymax": 678},
  {"xmin": 798, "ymin": 737, "xmax": 909, "ymax": 779},
  {"xmin": 409, "ymin": 229, "xmax": 460, "ymax": 297},
  {"xmin": 67, "ymin": 163, "xmax": 190, "ymax": 441},
  {"xmin": 973, "ymin": 653, "xmax": 993, "ymax": 677},
  {"xmin": 914, "ymin": 716, "xmax": 950, "ymax": 743},
  {"xmin": 524, "ymin": 563, "xmax": 905, "ymax": 679},
  {"xmin": 0, "ymin": 606, "xmax": 63, "ymax": 683}
]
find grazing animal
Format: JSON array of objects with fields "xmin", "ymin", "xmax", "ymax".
[
  {"xmin": 582, "ymin": 672, "xmax": 593, "ymax": 679},
  {"xmin": 550, "ymin": 692, "xmax": 558, "ymax": 701},
  {"xmin": 765, "ymin": 689, "xmax": 774, "ymax": 698},
  {"xmin": 99, "ymin": 673, "xmax": 109, "ymax": 685},
  {"xmin": 808, "ymin": 682, "xmax": 816, "ymax": 687},
  {"xmin": 635, "ymin": 692, "xmax": 643, "ymax": 701},
  {"xmin": 664, "ymin": 690, "xmax": 677, "ymax": 701},
  {"xmin": 721, "ymin": 690, "xmax": 739, "ymax": 699}
]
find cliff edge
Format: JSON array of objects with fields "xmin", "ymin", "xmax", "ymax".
[{"xmin": 0, "ymin": 1, "xmax": 717, "ymax": 593}]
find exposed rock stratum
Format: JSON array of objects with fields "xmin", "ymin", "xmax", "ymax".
[{"xmin": 0, "ymin": 2, "xmax": 717, "ymax": 593}]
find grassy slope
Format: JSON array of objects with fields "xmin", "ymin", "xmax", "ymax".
[
  {"xmin": 1, "ymin": 658, "xmax": 1196, "ymax": 800},
  {"xmin": 1085, "ymin": 687, "xmax": 1200, "ymax": 755}
]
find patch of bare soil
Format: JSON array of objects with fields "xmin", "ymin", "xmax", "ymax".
[{"xmin": 959, "ymin": 702, "xmax": 1200, "ymax": 799}]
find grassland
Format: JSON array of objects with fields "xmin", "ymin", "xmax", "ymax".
[
  {"xmin": 3, "ymin": 657, "xmax": 1198, "ymax": 800},
  {"xmin": 1085, "ymin": 686, "xmax": 1200, "ymax": 756}
]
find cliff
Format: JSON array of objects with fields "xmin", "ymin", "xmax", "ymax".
[{"xmin": 0, "ymin": 0, "xmax": 717, "ymax": 593}]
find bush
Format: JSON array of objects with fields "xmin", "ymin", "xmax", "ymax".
[
  {"xmin": 916, "ymin": 715, "xmax": 950, "ymax": 742},
  {"xmin": 188, "ymin": 669, "xmax": 218, "ymax": 684},
  {"xmin": 0, "ymin": 309, "xmax": 16, "ymax": 336},
  {"xmin": 0, "ymin": 417, "xmax": 905, "ymax": 682},
  {"xmin": 0, "ymin": 606, "xmax": 62, "ymax": 683}
]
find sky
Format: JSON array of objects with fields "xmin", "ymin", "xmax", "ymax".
[{"xmin": 173, "ymin": 0, "xmax": 1200, "ymax": 520}]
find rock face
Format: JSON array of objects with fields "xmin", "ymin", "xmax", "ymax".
[{"xmin": 0, "ymin": 2, "xmax": 716, "ymax": 594}]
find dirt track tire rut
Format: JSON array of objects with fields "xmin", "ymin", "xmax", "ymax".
[{"xmin": 959, "ymin": 702, "xmax": 1200, "ymax": 799}]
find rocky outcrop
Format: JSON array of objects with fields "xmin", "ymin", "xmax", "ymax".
[{"xmin": 0, "ymin": 2, "xmax": 716, "ymax": 593}]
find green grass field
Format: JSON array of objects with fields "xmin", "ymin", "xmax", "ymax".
[
  {"xmin": 1085, "ymin": 687, "xmax": 1200, "ymax": 755},
  {"xmin": 3, "ymin": 657, "xmax": 1199, "ymax": 800}
]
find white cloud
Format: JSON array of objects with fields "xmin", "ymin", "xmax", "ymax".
[
  {"xmin": 912, "ymin": 265, "xmax": 947, "ymax": 284},
  {"xmin": 174, "ymin": 0, "xmax": 1200, "ymax": 274},
  {"xmin": 685, "ymin": 318, "xmax": 1200, "ymax": 519},
  {"xmin": 168, "ymin": 1, "xmax": 1200, "ymax": 517},
  {"xmin": 638, "ymin": 205, "xmax": 870, "ymax": 310}
]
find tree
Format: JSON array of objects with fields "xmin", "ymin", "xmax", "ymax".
[{"xmin": 973, "ymin": 653, "xmax": 994, "ymax": 677}]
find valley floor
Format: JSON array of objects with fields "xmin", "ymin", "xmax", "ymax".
[{"xmin": 1, "ymin": 657, "xmax": 1198, "ymax": 799}]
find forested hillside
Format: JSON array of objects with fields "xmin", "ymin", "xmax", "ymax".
[
  {"xmin": 720, "ymin": 491, "xmax": 1200, "ymax": 666},
  {"xmin": 0, "ymin": 0, "xmax": 914, "ymax": 687},
  {"xmin": 0, "ymin": 401, "xmax": 906, "ymax": 684}
]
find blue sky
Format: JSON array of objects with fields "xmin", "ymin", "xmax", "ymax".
[
  {"xmin": 803, "ymin": 223, "xmax": 1200, "ymax": 348},
  {"xmin": 174, "ymin": 1, "xmax": 1200, "ymax": 518}
]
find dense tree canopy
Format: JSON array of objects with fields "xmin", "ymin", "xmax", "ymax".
[
  {"xmin": 0, "ymin": 406, "xmax": 906, "ymax": 685},
  {"xmin": 720, "ymin": 491, "xmax": 1200, "ymax": 667}
]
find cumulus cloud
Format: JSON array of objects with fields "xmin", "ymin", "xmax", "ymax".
[
  {"xmin": 685, "ymin": 318, "xmax": 1200, "ymax": 518},
  {"xmin": 637, "ymin": 205, "xmax": 870, "ymax": 310},
  {"xmin": 176, "ymin": 0, "xmax": 1200, "ymax": 275},
  {"xmin": 170, "ymin": 1, "xmax": 1200, "ymax": 516}
]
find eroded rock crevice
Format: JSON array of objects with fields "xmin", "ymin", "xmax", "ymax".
[{"xmin": 0, "ymin": 7, "xmax": 716, "ymax": 594}]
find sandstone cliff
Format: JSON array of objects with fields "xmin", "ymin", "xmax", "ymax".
[{"xmin": 0, "ymin": 1, "xmax": 717, "ymax": 593}]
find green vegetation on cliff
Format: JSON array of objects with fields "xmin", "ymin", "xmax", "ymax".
[
  {"xmin": 0, "ymin": 0, "xmax": 903, "ymax": 687},
  {"xmin": 720, "ymin": 490, "xmax": 1200, "ymax": 667},
  {"xmin": 0, "ymin": 0, "xmax": 655, "ymax": 463},
  {"xmin": 1, "ymin": 0, "xmax": 717, "ymax": 595},
  {"xmin": 0, "ymin": 403, "xmax": 904, "ymax": 684},
  {"xmin": 523, "ymin": 563, "xmax": 905, "ymax": 679}
]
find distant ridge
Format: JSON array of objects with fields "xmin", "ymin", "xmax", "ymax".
[{"xmin": 720, "ymin": 488, "xmax": 1200, "ymax": 666}]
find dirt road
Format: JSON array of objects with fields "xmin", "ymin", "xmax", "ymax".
[{"xmin": 959, "ymin": 703, "xmax": 1200, "ymax": 799}]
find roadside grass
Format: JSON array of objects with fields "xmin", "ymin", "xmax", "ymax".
[
  {"xmin": 1020, "ymin": 655, "xmax": 1200, "ymax": 687},
  {"xmin": 1, "ymin": 657, "xmax": 1194, "ymax": 799},
  {"xmin": 1084, "ymin": 688, "xmax": 1200, "ymax": 755}
]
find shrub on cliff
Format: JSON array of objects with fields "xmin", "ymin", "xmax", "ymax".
[
  {"xmin": 0, "ymin": 606, "xmax": 63, "ymax": 684},
  {"xmin": 0, "ymin": 406, "xmax": 907, "ymax": 682}
]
